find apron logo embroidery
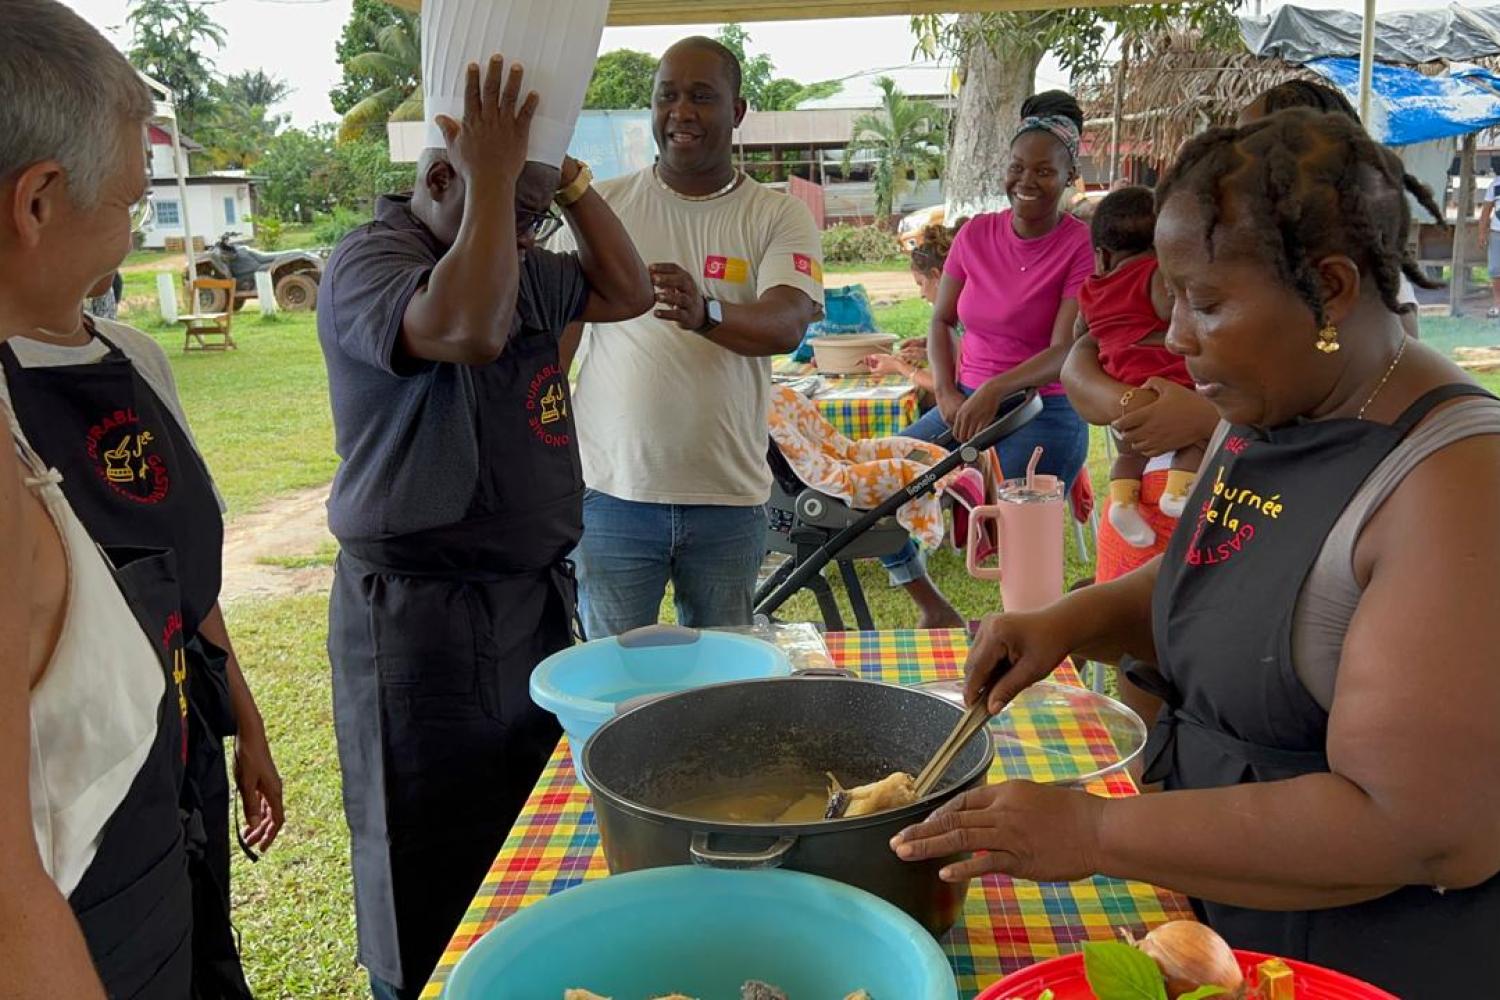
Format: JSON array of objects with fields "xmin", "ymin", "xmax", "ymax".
[
  {"xmin": 85, "ymin": 407, "xmax": 170, "ymax": 504},
  {"xmin": 525, "ymin": 364, "xmax": 571, "ymax": 448},
  {"xmin": 162, "ymin": 612, "xmax": 189, "ymax": 763},
  {"xmin": 1185, "ymin": 450, "xmax": 1285, "ymax": 567}
]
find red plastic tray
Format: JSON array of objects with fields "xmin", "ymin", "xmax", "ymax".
[{"xmin": 975, "ymin": 950, "xmax": 1399, "ymax": 1000}]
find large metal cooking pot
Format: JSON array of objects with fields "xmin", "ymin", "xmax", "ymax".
[{"xmin": 582, "ymin": 674, "xmax": 994, "ymax": 937}]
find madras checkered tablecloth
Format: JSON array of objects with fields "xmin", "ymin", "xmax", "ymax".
[
  {"xmin": 421, "ymin": 630, "xmax": 1193, "ymax": 999},
  {"xmin": 773, "ymin": 359, "xmax": 920, "ymax": 440}
]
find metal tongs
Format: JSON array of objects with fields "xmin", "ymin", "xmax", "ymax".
[{"xmin": 911, "ymin": 670, "xmax": 1003, "ymax": 799}]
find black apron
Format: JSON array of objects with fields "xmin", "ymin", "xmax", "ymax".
[
  {"xmin": 68, "ymin": 546, "xmax": 193, "ymax": 998},
  {"xmin": 1, "ymin": 335, "xmax": 252, "ymax": 999},
  {"xmin": 328, "ymin": 324, "xmax": 579, "ymax": 993},
  {"xmin": 1135, "ymin": 383, "xmax": 1500, "ymax": 996}
]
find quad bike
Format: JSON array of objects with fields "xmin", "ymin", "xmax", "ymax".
[{"xmin": 185, "ymin": 232, "xmax": 323, "ymax": 313}]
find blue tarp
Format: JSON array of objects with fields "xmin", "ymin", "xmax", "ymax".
[{"xmin": 1306, "ymin": 57, "xmax": 1500, "ymax": 146}]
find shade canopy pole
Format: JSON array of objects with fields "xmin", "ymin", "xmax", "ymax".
[{"xmin": 1358, "ymin": 0, "xmax": 1376, "ymax": 124}]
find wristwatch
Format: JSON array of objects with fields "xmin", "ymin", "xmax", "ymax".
[
  {"xmin": 554, "ymin": 161, "xmax": 593, "ymax": 208},
  {"xmin": 696, "ymin": 296, "xmax": 723, "ymax": 335}
]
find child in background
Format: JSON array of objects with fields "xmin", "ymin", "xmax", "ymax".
[
  {"xmin": 1076, "ymin": 186, "xmax": 1204, "ymax": 548},
  {"xmin": 867, "ymin": 221, "xmax": 966, "ymax": 401}
]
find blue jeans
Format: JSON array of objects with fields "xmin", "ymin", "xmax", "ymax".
[
  {"xmin": 881, "ymin": 389, "xmax": 1089, "ymax": 581},
  {"xmin": 573, "ymin": 489, "xmax": 767, "ymax": 639}
]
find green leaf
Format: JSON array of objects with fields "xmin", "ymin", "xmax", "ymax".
[
  {"xmin": 1037, "ymin": 991, "xmax": 1056, "ymax": 1000},
  {"xmin": 1082, "ymin": 941, "xmax": 1169, "ymax": 1000},
  {"xmin": 1178, "ymin": 988, "xmax": 1228, "ymax": 1000}
]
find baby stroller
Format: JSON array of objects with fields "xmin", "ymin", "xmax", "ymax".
[{"xmin": 755, "ymin": 388, "xmax": 1043, "ymax": 630}]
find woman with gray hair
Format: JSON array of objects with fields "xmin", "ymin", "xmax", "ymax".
[{"xmin": 0, "ymin": 1, "xmax": 274, "ymax": 995}]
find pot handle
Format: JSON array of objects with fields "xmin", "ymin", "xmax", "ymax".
[
  {"xmin": 791, "ymin": 666, "xmax": 857, "ymax": 679},
  {"xmin": 689, "ymin": 832, "xmax": 797, "ymax": 870}
]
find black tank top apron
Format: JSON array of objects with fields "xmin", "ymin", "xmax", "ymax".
[
  {"xmin": 1134, "ymin": 384, "xmax": 1500, "ymax": 996},
  {"xmin": 1, "ymin": 333, "xmax": 251, "ymax": 998},
  {"xmin": 328, "ymin": 323, "xmax": 581, "ymax": 992},
  {"xmin": 68, "ymin": 546, "xmax": 193, "ymax": 998}
]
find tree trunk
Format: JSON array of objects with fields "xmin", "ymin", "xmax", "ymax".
[{"xmin": 945, "ymin": 16, "xmax": 1044, "ymax": 220}]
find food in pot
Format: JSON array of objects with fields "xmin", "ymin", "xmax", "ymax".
[
  {"xmin": 664, "ymin": 770, "xmax": 919, "ymax": 824},
  {"xmin": 666, "ymin": 778, "xmax": 830, "ymax": 823},
  {"xmin": 825, "ymin": 771, "xmax": 918, "ymax": 819}
]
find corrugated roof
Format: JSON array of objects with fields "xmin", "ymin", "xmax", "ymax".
[{"xmin": 384, "ymin": 0, "xmax": 1152, "ymax": 22}]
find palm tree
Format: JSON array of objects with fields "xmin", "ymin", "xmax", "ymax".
[
  {"xmin": 845, "ymin": 77, "xmax": 946, "ymax": 226},
  {"xmin": 338, "ymin": 13, "xmax": 423, "ymax": 142}
]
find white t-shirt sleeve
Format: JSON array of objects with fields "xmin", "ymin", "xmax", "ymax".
[
  {"xmin": 96, "ymin": 320, "xmax": 229, "ymax": 514},
  {"xmin": 754, "ymin": 197, "xmax": 826, "ymax": 307},
  {"xmin": 1397, "ymin": 274, "xmax": 1417, "ymax": 308},
  {"xmin": 1487, "ymin": 179, "xmax": 1500, "ymax": 205}
]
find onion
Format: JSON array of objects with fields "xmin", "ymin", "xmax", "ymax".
[{"xmin": 1134, "ymin": 921, "xmax": 1244, "ymax": 999}]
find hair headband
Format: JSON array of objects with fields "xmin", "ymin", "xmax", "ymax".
[{"xmin": 1013, "ymin": 115, "xmax": 1080, "ymax": 169}]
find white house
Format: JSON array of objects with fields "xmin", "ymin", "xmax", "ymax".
[{"xmin": 142, "ymin": 125, "xmax": 257, "ymax": 250}]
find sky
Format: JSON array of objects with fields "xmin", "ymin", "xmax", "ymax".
[{"xmin": 62, "ymin": 0, "xmax": 1460, "ymax": 130}]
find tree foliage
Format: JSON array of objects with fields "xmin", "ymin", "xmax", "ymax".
[
  {"xmin": 330, "ymin": 0, "xmax": 415, "ymax": 115},
  {"xmin": 201, "ymin": 70, "xmax": 290, "ymax": 171},
  {"xmin": 845, "ymin": 77, "xmax": 945, "ymax": 223},
  {"xmin": 338, "ymin": 12, "xmax": 424, "ymax": 142},
  {"xmin": 126, "ymin": 0, "xmax": 226, "ymax": 135},
  {"xmin": 221, "ymin": 69, "xmax": 291, "ymax": 110},
  {"xmin": 911, "ymin": 5, "xmax": 1242, "ymax": 82},
  {"xmin": 584, "ymin": 49, "xmax": 659, "ymax": 110},
  {"xmin": 713, "ymin": 23, "xmax": 841, "ymax": 111}
]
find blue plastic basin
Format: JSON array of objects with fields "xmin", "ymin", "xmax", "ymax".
[
  {"xmin": 444, "ymin": 866, "xmax": 960, "ymax": 1000},
  {"xmin": 529, "ymin": 626, "xmax": 793, "ymax": 782}
]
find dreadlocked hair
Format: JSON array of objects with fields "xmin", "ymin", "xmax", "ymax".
[
  {"xmin": 1256, "ymin": 78, "xmax": 1360, "ymax": 122},
  {"xmin": 1155, "ymin": 107, "xmax": 1444, "ymax": 327},
  {"xmin": 910, "ymin": 218, "xmax": 967, "ymax": 273}
]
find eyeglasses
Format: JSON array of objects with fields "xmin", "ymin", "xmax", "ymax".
[
  {"xmin": 517, "ymin": 207, "xmax": 563, "ymax": 243},
  {"xmin": 130, "ymin": 188, "xmax": 156, "ymax": 234}
]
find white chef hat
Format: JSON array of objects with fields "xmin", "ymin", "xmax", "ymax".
[{"xmin": 421, "ymin": 0, "xmax": 611, "ymax": 167}]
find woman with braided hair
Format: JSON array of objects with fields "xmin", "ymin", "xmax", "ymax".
[{"xmin": 892, "ymin": 108, "xmax": 1500, "ymax": 994}]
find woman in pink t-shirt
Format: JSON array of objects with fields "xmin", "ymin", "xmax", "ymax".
[{"xmin": 900, "ymin": 91, "xmax": 1095, "ymax": 492}]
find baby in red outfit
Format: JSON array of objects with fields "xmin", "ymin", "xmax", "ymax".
[{"xmin": 1076, "ymin": 187, "xmax": 1206, "ymax": 548}]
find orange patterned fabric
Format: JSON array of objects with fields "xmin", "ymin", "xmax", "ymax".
[
  {"xmin": 1096, "ymin": 468, "xmax": 1177, "ymax": 582},
  {"xmin": 769, "ymin": 385, "xmax": 960, "ymax": 549}
]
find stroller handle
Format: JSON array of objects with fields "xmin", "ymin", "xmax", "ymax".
[
  {"xmin": 753, "ymin": 387, "xmax": 1044, "ymax": 625},
  {"xmin": 935, "ymin": 388, "xmax": 1043, "ymax": 454}
]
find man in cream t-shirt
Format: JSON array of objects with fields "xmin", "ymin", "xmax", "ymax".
[{"xmin": 566, "ymin": 36, "xmax": 824, "ymax": 637}]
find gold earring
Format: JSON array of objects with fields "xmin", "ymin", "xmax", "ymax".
[{"xmin": 1315, "ymin": 322, "xmax": 1340, "ymax": 354}]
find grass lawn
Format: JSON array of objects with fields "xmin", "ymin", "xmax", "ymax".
[
  {"xmin": 115, "ymin": 305, "xmax": 336, "ymax": 517},
  {"xmin": 825, "ymin": 258, "xmax": 911, "ymax": 274}
]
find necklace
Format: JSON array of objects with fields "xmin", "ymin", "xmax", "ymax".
[
  {"xmin": 1357, "ymin": 337, "xmax": 1408, "ymax": 421},
  {"xmin": 653, "ymin": 165, "xmax": 742, "ymax": 202}
]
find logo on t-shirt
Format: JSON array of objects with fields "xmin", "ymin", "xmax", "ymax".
[
  {"xmin": 526, "ymin": 363, "xmax": 571, "ymax": 448},
  {"xmin": 85, "ymin": 407, "xmax": 170, "ymax": 504},
  {"xmin": 703, "ymin": 255, "xmax": 749, "ymax": 283},
  {"xmin": 792, "ymin": 253, "xmax": 824, "ymax": 283}
]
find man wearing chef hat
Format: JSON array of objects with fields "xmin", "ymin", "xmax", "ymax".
[
  {"xmin": 316, "ymin": 1, "xmax": 651, "ymax": 995},
  {"xmin": 564, "ymin": 36, "xmax": 825, "ymax": 638}
]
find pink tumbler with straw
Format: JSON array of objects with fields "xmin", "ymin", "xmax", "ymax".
[{"xmin": 965, "ymin": 447, "xmax": 1066, "ymax": 613}]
